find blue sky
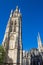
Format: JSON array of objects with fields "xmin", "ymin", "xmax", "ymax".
[{"xmin": 0, "ymin": 0, "xmax": 43, "ymax": 51}]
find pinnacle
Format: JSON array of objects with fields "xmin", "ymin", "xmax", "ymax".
[
  {"xmin": 15, "ymin": 6, "xmax": 19, "ymax": 12},
  {"xmin": 16, "ymin": 6, "xmax": 18, "ymax": 9},
  {"xmin": 15, "ymin": 6, "xmax": 20, "ymax": 13}
]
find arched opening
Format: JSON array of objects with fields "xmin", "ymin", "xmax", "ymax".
[{"xmin": 14, "ymin": 21, "xmax": 16, "ymax": 32}]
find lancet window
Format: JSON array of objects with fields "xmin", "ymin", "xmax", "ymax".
[{"xmin": 14, "ymin": 21, "xmax": 16, "ymax": 32}]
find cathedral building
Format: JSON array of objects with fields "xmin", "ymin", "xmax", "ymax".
[{"xmin": 2, "ymin": 6, "xmax": 43, "ymax": 65}]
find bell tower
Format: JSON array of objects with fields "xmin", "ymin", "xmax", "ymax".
[{"xmin": 2, "ymin": 6, "xmax": 23, "ymax": 65}]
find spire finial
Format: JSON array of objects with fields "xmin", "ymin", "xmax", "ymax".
[
  {"xmin": 15, "ymin": 6, "xmax": 19, "ymax": 12},
  {"xmin": 16, "ymin": 6, "xmax": 18, "ymax": 9}
]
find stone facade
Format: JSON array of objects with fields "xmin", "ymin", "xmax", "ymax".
[{"xmin": 2, "ymin": 6, "xmax": 43, "ymax": 65}]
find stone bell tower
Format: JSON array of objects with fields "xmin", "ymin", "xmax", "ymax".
[{"xmin": 2, "ymin": 6, "xmax": 23, "ymax": 65}]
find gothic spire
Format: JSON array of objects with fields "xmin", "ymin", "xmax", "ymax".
[
  {"xmin": 37, "ymin": 32, "xmax": 41, "ymax": 41},
  {"xmin": 37, "ymin": 32, "xmax": 42, "ymax": 52}
]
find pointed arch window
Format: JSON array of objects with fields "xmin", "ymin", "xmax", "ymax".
[
  {"xmin": 14, "ymin": 21, "xmax": 16, "ymax": 32},
  {"xmin": 10, "ymin": 21, "xmax": 13, "ymax": 32}
]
